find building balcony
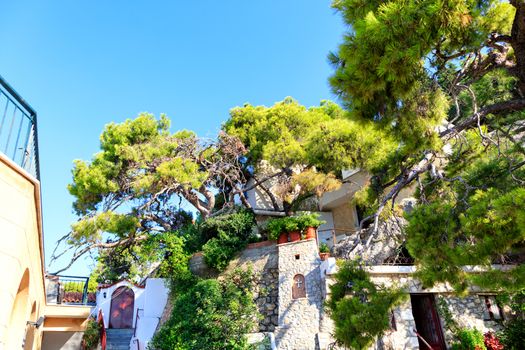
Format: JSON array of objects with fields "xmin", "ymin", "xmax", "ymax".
[
  {"xmin": 0, "ymin": 75, "xmax": 39, "ymax": 179},
  {"xmin": 45, "ymin": 275, "xmax": 97, "ymax": 307}
]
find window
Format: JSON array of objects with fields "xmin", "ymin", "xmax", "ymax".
[
  {"xmin": 480, "ymin": 295, "xmax": 503, "ymax": 321},
  {"xmin": 389, "ymin": 310, "xmax": 397, "ymax": 331},
  {"xmin": 292, "ymin": 274, "xmax": 306, "ymax": 299}
]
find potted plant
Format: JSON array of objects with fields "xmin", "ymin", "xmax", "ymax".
[
  {"xmin": 267, "ymin": 216, "xmax": 301, "ymax": 243},
  {"xmin": 266, "ymin": 214, "xmax": 325, "ymax": 244},
  {"xmin": 297, "ymin": 213, "xmax": 324, "ymax": 240},
  {"xmin": 283, "ymin": 216, "xmax": 301, "ymax": 242},
  {"xmin": 319, "ymin": 242, "xmax": 330, "ymax": 260},
  {"xmin": 267, "ymin": 218, "xmax": 288, "ymax": 243}
]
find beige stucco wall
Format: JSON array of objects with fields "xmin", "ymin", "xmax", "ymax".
[
  {"xmin": 0, "ymin": 154, "xmax": 91, "ymax": 350},
  {"xmin": 331, "ymin": 202, "xmax": 358, "ymax": 232},
  {"xmin": 0, "ymin": 154, "xmax": 46, "ymax": 350},
  {"xmin": 41, "ymin": 331, "xmax": 84, "ymax": 350}
]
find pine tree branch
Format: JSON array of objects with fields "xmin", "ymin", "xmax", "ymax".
[
  {"xmin": 440, "ymin": 99, "xmax": 525, "ymax": 140},
  {"xmin": 51, "ymin": 234, "xmax": 149, "ymax": 275}
]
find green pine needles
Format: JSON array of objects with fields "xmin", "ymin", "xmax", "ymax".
[{"xmin": 326, "ymin": 260, "xmax": 406, "ymax": 349}]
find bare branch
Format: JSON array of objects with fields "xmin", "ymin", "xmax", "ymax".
[{"xmin": 51, "ymin": 234, "xmax": 149, "ymax": 275}]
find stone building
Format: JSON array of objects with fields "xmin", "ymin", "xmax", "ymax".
[
  {"xmin": 238, "ymin": 168, "xmax": 509, "ymax": 349},
  {"xmin": 274, "ymin": 239, "xmax": 323, "ymax": 349}
]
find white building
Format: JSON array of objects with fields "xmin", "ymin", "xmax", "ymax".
[{"xmin": 95, "ymin": 278, "xmax": 169, "ymax": 350}]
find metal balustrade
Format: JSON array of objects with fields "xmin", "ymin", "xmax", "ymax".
[
  {"xmin": 46, "ymin": 275, "xmax": 96, "ymax": 306},
  {"xmin": 0, "ymin": 75, "xmax": 39, "ymax": 179}
]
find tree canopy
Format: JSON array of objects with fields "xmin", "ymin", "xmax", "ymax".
[
  {"xmin": 329, "ymin": 0, "xmax": 525, "ymax": 292},
  {"xmin": 50, "ymin": 0, "xmax": 525, "ymax": 298},
  {"xmin": 51, "ymin": 113, "xmax": 249, "ymax": 273}
]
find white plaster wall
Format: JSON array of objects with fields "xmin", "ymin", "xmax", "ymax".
[
  {"xmin": 143, "ymin": 278, "xmax": 169, "ymax": 318},
  {"xmin": 96, "ymin": 281, "xmax": 145, "ymax": 328},
  {"xmin": 317, "ymin": 211, "xmax": 335, "ymax": 247},
  {"xmin": 131, "ymin": 278, "xmax": 169, "ymax": 350}
]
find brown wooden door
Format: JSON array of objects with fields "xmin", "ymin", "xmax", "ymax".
[
  {"xmin": 411, "ymin": 294, "xmax": 446, "ymax": 350},
  {"xmin": 109, "ymin": 286, "xmax": 134, "ymax": 328}
]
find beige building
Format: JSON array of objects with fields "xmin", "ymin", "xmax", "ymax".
[{"xmin": 0, "ymin": 76, "xmax": 91, "ymax": 350}]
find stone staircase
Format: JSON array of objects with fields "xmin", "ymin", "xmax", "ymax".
[{"xmin": 106, "ymin": 329, "xmax": 134, "ymax": 350}]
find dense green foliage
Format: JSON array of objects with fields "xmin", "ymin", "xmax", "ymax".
[
  {"xmin": 326, "ymin": 260, "xmax": 406, "ymax": 349},
  {"xmin": 201, "ymin": 209, "xmax": 256, "ymax": 271},
  {"xmin": 496, "ymin": 290, "xmax": 525, "ymax": 349},
  {"xmin": 499, "ymin": 320, "xmax": 525, "ymax": 350},
  {"xmin": 151, "ymin": 268, "xmax": 259, "ymax": 350},
  {"xmin": 52, "ymin": 113, "xmax": 249, "ymax": 274},
  {"xmin": 406, "ymin": 129, "xmax": 525, "ymax": 292},
  {"xmin": 329, "ymin": 0, "xmax": 525, "ymax": 294},
  {"xmin": 450, "ymin": 328, "xmax": 486, "ymax": 350},
  {"xmin": 81, "ymin": 318, "xmax": 100, "ymax": 350},
  {"xmin": 223, "ymin": 98, "xmax": 394, "ymax": 212}
]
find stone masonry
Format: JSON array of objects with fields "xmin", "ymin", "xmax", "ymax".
[
  {"xmin": 275, "ymin": 238, "xmax": 323, "ymax": 350},
  {"xmin": 253, "ymin": 268, "xmax": 279, "ymax": 331}
]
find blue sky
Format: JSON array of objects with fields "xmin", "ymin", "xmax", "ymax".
[{"xmin": 0, "ymin": 1, "xmax": 344, "ymax": 276}]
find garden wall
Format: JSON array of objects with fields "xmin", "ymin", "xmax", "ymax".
[{"xmin": 189, "ymin": 241, "xmax": 280, "ymax": 332}]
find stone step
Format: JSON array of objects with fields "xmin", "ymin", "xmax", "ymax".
[
  {"xmin": 105, "ymin": 346, "xmax": 129, "ymax": 350},
  {"xmin": 105, "ymin": 328, "xmax": 133, "ymax": 350}
]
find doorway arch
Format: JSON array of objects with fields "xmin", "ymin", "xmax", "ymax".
[
  {"xmin": 109, "ymin": 286, "xmax": 134, "ymax": 328},
  {"xmin": 6, "ymin": 269, "xmax": 30, "ymax": 349}
]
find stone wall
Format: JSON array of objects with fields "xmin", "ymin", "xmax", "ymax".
[
  {"xmin": 253, "ymin": 268, "xmax": 279, "ymax": 331},
  {"xmin": 320, "ymin": 265, "xmax": 503, "ymax": 350},
  {"xmin": 439, "ymin": 294, "xmax": 502, "ymax": 345},
  {"xmin": 275, "ymin": 239, "xmax": 323, "ymax": 350},
  {"xmin": 188, "ymin": 241, "xmax": 280, "ymax": 332}
]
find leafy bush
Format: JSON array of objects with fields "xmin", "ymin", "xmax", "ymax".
[
  {"xmin": 151, "ymin": 268, "xmax": 259, "ymax": 350},
  {"xmin": 326, "ymin": 260, "xmax": 406, "ymax": 349},
  {"xmin": 203, "ymin": 232, "xmax": 246, "ymax": 271},
  {"xmin": 200, "ymin": 209, "xmax": 256, "ymax": 271},
  {"xmin": 484, "ymin": 332, "xmax": 504, "ymax": 350},
  {"xmin": 82, "ymin": 318, "xmax": 100, "ymax": 350},
  {"xmin": 266, "ymin": 216, "xmax": 298, "ymax": 240},
  {"xmin": 296, "ymin": 213, "xmax": 325, "ymax": 229},
  {"xmin": 498, "ymin": 319, "xmax": 525, "ymax": 349},
  {"xmin": 496, "ymin": 289, "xmax": 525, "ymax": 349},
  {"xmin": 450, "ymin": 328, "xmax": 486, "ymax": 350}
]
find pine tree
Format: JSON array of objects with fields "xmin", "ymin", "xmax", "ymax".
[{"xmin": 329, "ymin": 0, "xmax": 525, "ymax": 291}]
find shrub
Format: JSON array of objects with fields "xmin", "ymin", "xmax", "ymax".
[
  {"xmin": 203, "ymin": 232, "xmax": 245, "ymax": 271},
  {"xmin": 296, "ymin": 212, "xmax": 324, "ymax": 229},
  {"xmin": 484, "ymin": 332, "xmax": 504, "ymax": 350},
  {"xmin": 498, "ymin": 319, "xmax": 525, "ymax": 349},
  {"xmin": 326, "ymin": 260, "xmax": 406, "ymax": 349},
  {"xmin": 82, "ymin": 318, "xmax": 100, "ymax": 350},
  {"xmin": 199, "ymin": 209, "xmax": 256, "ymax": 271},
  {"xmin": 451, "ymin": 328, "xmax": 486, "ymax": 350},
  {"xmin": 151, "ymin": 268, "xmax": 259, "ymax": 350},
  {"xmin": 496, "ymin": 289, "xmax": 525, "ymax": 349},
  {"xmin": 266, "ymin": 216, "xmax": 298, "ymax": 240}
]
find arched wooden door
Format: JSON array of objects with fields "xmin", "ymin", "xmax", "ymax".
[{"xmin": 109, "ymin": 286, "xmax": 134, "ymax": 328}]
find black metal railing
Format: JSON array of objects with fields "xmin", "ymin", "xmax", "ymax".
[
  {"xmin": 0, "ymin": 75, "xmax": 39, "ymax": 179},
  {"xmin": 46, "ymin": 275, "xmax": 96, "ymax": 306}
]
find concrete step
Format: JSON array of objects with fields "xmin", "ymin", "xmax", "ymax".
[{"xmin": 105, "ymin": 328, "xmax": 133, "ymax": 350}]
